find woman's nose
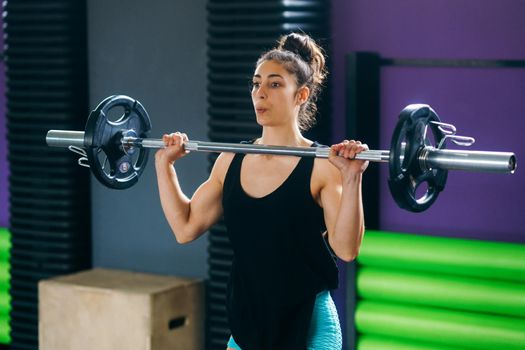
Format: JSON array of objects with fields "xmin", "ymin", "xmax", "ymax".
[{"xmin": 254, "ymin": 86, "xmax": 266, "ymax": 99}]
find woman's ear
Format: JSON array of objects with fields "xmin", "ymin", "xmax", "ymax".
[{"xmin": 296, "ymin": 86, "xmax": 310, "ymax": 105}]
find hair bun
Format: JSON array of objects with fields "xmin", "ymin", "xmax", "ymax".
[{"xmin": 279, "ymin": 33, "xmax": 312, "ymax": 63}]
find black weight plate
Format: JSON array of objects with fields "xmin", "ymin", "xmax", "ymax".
[
  {"xmin": 388, "ymin": 104, "xmax": 448, "ymax": 212},
  {"xmin": 84, "ymin": 95, "xmax": 151, "ymax": 189}
]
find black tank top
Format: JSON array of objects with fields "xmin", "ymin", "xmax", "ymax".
[{"xmin": 222, "ymin": 145, "xmax": 339, "ymax": 349}]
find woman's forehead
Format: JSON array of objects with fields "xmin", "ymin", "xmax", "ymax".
[{"xmin": 253, "ymin": 60, "xmax": 291, "ymax": 78}]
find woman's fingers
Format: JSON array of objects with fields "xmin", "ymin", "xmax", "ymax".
[
  {"xmin": 331, "ymin": 140, "xmax": 367, "ymax": 159},
  {"xmin": 162, "ymin": 132, "xmax": 187, "ymax": 147},
  {"xmin": 329, "ymin": 140, "xmax": 370, "ymax": 174},
  {"xmin": 344, "ymin": 140, "xmax": 354, "ymax": 159}
]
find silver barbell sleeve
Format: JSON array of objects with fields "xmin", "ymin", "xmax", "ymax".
[
  {"xmin": 46, "ymin": 130, "xmax": 85, "ymax": 148},
  {"xmin": 421, "ymin": 148, "xmax": 517, "ymax": 174},
  {"xmin": 46, "ymin": 130, "xmax": 516, "ymax": 174}
]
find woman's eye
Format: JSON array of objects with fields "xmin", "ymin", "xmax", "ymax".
[
  {"xmin": 270, "ymin": 82, "xmax": 280, "ymax": 88},
  {"xmin": 251, "ymin": 82, "xmax": 260, "ymax": 89}
]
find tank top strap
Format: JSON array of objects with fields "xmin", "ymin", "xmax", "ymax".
[
  {"xmin": 291, "ymin": 141, "xmax": 326, "ymax": 196},
  {"xmin": 223, "ymin": 152, "xmax": 245, "ymax": 200},
  {"xmin": 293, "ymin": 155, "xmax": 314, "ymax": 193}
]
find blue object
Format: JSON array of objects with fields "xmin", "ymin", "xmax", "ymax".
[{"xmin": 227, "ymin": 290, "xmax": 342, "ymax": 349}]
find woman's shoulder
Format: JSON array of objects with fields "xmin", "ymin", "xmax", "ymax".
[
  {"xmin": 312, "ymin": 147, "xmax": 341, "ymax": 186},
  {"xmin": 313, "ymin": 157, "xmax": 339, "ymax": 177},
  {"xmin": 210, "ymin": 152, "xmax": 236, "ymax": 184}
]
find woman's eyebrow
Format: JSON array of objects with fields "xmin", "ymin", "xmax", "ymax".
[{"xmin": 253, "ymin": 74, "xmax": 284, "ymax": 79}]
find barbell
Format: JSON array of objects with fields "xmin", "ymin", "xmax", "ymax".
[{"xmin": 46, "ymin": 95, "xmax": 517, "ymax": 212}]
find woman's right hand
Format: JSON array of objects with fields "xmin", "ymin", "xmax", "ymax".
[{"xmin": 155, "ymin": 132, "xmax": 189, "ymax": 165}]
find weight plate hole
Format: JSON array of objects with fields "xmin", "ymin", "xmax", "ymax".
[
  {"xmin": 131, "ymin": 149, "xmax": 142, "ymax": 171},
  {"xmin": 96, "ymin": 148, "xmax": 115, "ymax": 177},
  {"xmin": 414, "ymin": 181, "xmax": 430, "ymax": 204},
  {"xmin": 425, "ymin": 126, "xmax": 438, "ymax": 147},
  {"xmin": 106, "ymin": 105, "xmax": 128, "ymax": 123}
]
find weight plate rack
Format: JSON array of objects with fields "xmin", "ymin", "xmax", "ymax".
[
  {"xmin": 4, "ymin": 1, "xmax": 90, "ymax": 348},
  {"xmin": 206, "ymin": 1, "xmax": 330, "ymax": 348}
]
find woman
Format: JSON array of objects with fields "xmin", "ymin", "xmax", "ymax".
[{"xmin": 155, "ymin": 33, "xmax": 368, "ymax": 350}]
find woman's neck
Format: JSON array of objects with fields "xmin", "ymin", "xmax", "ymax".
[{"xmin": 258, "ymin": 124, "xmax": 310, "ymax": 147}]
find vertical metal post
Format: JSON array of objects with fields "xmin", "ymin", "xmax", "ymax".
[{"xmin": 345, "ymin": 52, "xmax": 381, "ymax": 350}]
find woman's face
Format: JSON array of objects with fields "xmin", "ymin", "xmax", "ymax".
[{"xmin": 251, "ymin": 60, "xmax": 307, "ymax": 129}]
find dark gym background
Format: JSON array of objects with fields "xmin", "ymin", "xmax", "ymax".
[
  {"xmin": 87, "ymin": 0, "xmax": 210, "ymax": 278},
  {"xmin": 0, "ymin": 0, "xmax": 524, "ymax": 349}
]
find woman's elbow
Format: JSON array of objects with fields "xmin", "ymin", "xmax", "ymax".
[
  {"xmin": 337, "ymin": 247, "xmax": 360, "ymax": 262},
  {"xmin": 338, "ymin": 253, "xmax": 357, "ymax": 263},
  {"xmin": 173, "ymin": 226, "xmax": 202, "ymax": 244},
  {"xmin": 174, "ymin": 234, "xmax": 193, "ymax": 244}
]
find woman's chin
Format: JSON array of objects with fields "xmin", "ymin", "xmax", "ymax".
[{"xmin": 255, "ymin": 116, "xmax": 270, "ymax": 127}]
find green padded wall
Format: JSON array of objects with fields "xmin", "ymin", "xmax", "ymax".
[
  {"xmin": 355, "ymin": 230, "xmax": 525, "ymax": 350},
  {"xmin": 0, "ymin": 228, "xmax": 11, "ymax": 344}
]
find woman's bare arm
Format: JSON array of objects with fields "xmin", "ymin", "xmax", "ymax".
[
  {"xmin": 155, "ymin": 132, "xmax": 233, "ymax": 243},
  {"xmin": 318, "ymin": 140, "xmax": 368, "ymax": 261}
]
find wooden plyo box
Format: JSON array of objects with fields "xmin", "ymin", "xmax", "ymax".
[{"xmin": 39, "ymin": 268, "xmax": 204, "ymax": 350}]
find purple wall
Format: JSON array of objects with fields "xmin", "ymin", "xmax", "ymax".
[
  {"xmin": 378, "ymin": 68, "xmax": 524, "ymax": 242},
  {"xmin": 0, "ymin": 8, "xmax": 7, "ymax": 228},
  {"xmin": 331, "ymin": 0, "xmax": 525, "ymax": 242},
  {"xmin": 330, "ymin": 0, "xmax": 525, "ymax": 346}
]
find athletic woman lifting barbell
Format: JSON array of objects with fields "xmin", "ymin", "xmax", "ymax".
[
  {"xmin": 156, "ymin": 33, "xmax": 351, "ymax": 349},
  {"xmin": 45, "ymin": 32, "xmax": 517, "ymax": 350}
]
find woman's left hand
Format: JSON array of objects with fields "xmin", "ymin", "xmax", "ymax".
[{"xmin": 328, "ymin": 140, "xmax": 370, "ymax": 175}]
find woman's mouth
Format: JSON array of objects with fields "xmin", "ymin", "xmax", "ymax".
[{"xmin": 256, "ymin": 108, "xmax": 268, "ymax": 114}]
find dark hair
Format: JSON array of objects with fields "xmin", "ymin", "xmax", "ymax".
[{"xmin": 256, "ymin": 33, "xmax": 327, "ymax": 131}]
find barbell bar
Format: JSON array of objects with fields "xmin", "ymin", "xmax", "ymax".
[
  {"xmin": 46, "ymin": 129, "xmax": 516, "ymax": 173},
  {"xmin": 44, "ymin": 95, "xmax": 517, "ymax": 212}
]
